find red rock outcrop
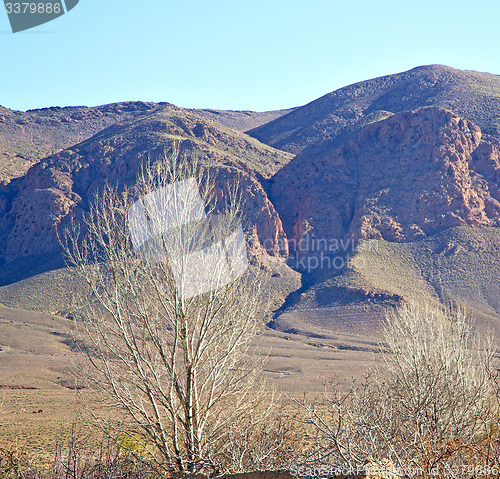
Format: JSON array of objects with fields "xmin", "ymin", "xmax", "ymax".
[
  {"xmin": 2, "ymin": 105, "xmax": 500, "ymax": 265},
  {"xmin": 0, "ymin": 108, "xmax": 290, "ymax": 262},
  {"xmin": 271, "ymin": 107, "xmax": 500, "ymax": 255}
]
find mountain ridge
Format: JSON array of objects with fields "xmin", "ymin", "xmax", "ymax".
[
  {"xmin": 248, "ymin": 64, "xmax": 500, "ymax": 153},
  {"xmin": 0, "ymin": 101, "xmax": 293, "ymax": 183},
  {"xmin": 2, "ymin": 64, "xmax": 500, "ymax": 333},
  {"xmin": 0, "ymin": 104, "xmax": 294, "ymax": 264}
]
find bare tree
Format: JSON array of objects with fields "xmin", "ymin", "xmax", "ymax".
[
  {"xmin": 289, "ymin": 377, "xmax": 403, "ymax": 472},
  {"xmin": 382, "ymin": 301, "xmax": 495, "ymax": 473},
  {"xmin": 62, "ymin": 150, "xmax": 278, "ymax": 476},
  {"xmin": 291, "ymin": 301, "xmax": 497, "ymax": 478}
]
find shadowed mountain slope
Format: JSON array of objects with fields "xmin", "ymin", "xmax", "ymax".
[{"xmin": 271, "ymin": 226, "xmax": 500, "ymax": 336}]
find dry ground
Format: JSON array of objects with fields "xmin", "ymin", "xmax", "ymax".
[{"xmin": 0, "ymin": 302, "xmax": 384, "ymax": 461}]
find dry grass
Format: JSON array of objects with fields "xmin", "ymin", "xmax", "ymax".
[
  {"xmin": 0, "ymin": 299, "xmax": 382, "ymax": 466},
  {"xmin": 273, "ymin": 226, "xmax": 500, "ymax": 337}
]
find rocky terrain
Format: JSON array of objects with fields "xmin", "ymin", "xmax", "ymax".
[
  {"xmin": 270, "ymin": 107, "xmax": 500, "ymax": 252},
  {"xmin": 249, "ymin": 64, "xmax": 500, "ymax": 153},
  {"xmin": 1, "ymin": 64, "xmax": 500, "ymax": 333},
  {"xmin": 0, "ymin": 104, "xmax": 293, "ymax": 265}
]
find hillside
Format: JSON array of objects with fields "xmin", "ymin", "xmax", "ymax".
[
  {"xmin": 270, "ymin": 107, "xmax": 500, "ymax": 251},
  {"xmin": 249, "ymin": 65, "xmax": 500, "ymax": 153},
  {"xmin": 0, "ymin": 102, "xmax": 161, "ymax": 182},
  {"xmin": 0, "ymin": 102, "xmax": 292, "ymax": 182},
  {"xmin": 271, "ymin": 226, "xmax": 500, "ymax": 337},
  {"xmin": 0, "ymin": 104, "xmax": 295, "ymax": 270}
]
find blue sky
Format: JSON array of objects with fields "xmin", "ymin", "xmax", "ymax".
[{"xmin": 1, "ymin": 0, "xmax": 500, "ymax": 112}]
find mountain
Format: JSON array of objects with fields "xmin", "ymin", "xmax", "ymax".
[
  {"xmin": 7, "ymin": 67, "xmax": 500, "ymax": 457},
  {"xmin": 0, "ymin": 104, "xmax": 293, "ymax": 267},
  {"xmin": 249, "ymin": 65, "xmax": 500, "ymax": 153},
  {"xmin": 0, "ymin": 102, "xmax": 292, "ymax": 182},
  {"xmin": 2, "ymin": 64, "xmax": 500, "ymax": 336},
  {"xmin": 267, "ymin": 105, "xmax": 500, "ymax": 333},
  {"xmin": 270, "ymin": 107, "xmax": 500, "ymax": 253},
  {"xmin": 2, "ymin": 64, "xmax": 500, "ymax": 410}
]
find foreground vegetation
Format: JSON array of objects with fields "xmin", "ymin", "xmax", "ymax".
[
  {"xmin": 3, "ymin": 153, "xmax": 500, "ymax": 478},
  {"xmin": 3, "ymin": 300, "xmax": 500, "ymax": 478}
]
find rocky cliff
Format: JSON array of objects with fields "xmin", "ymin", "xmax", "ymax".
[
  {"xmin": 0, "ymin": 106, "xmax": 293, "ymax": 262},
  {"xmin": 270, "ymin": 107, "xmax": 500, "ymax": 255}
]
